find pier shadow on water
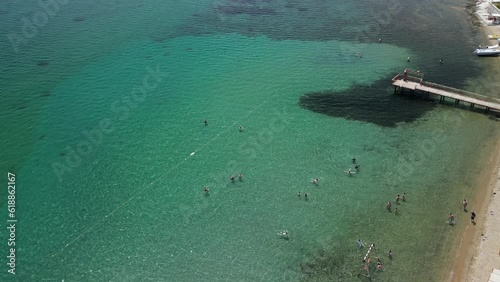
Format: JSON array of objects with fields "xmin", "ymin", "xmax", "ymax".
[{"xmin": 298, "ymin": 78, "xmax": 436, "ymax": 127}]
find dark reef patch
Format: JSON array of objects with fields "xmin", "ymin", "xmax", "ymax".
[
  {"xmin": 72, "ymin": 16, "xmax": 85, "ymax": 22},
  {"xmin": 40, "ymin": 91, "xmax": 51, "ymax": 97},
  {"xmin": 294, "ymin": 246, "xmax": 360, "ymax": 281},
  {"xmin": 299, "ymin": 78, "xmax": 435, "ymax": 127},
  {"xmin": 174, "ymin": 0, "xmax": 481, "ymax": 88},
  {"xmin": 217, "ymin": 6, "xmax": 277, "ymax": 16},
  {"xmin": 37, "ymin": 60, "xmax": 49, "ymax": 67}
]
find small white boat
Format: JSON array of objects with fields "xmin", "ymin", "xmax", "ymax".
[{"xmin": 473, "ymin": 48, "xmax": 500, "ymax": 56}]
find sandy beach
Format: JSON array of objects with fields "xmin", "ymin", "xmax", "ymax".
[
  {"xmin": 448, "ymin": 137, "xmax": 500, "ymax": 282},
  {"xmin": 466, "ymin": 151, "xmax": 500, "ymax": 281},
  {"xmin": 446, "ymin": 2, "xmax": 500, "ymax": 280}
]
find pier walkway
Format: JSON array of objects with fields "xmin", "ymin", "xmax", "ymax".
[{"xmin": 392, "ymin": 69, "xmax": 500, "ymax": 112}]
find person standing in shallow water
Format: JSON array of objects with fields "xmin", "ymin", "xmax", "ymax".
[
  {"xmin": 203, "ymin": 119, "xmax": 208, "ymax": 126},
  {"xmin": 402, "ymin": 192, "xmax": 406, "ymax": 202},
  {"xmin": 396, "ymin": 194, "xmax": 400, "ymax": 204},
  {"xmin": 471, "ymin": 211, "xmax": 476, "ymax": 223},
  {"xmin": 386, "ymin": 201, "xmax": 391, "ymax": 211},
  {"xmin": 449, "ymin": 213, "xmax": 455, "ymax": 225}
]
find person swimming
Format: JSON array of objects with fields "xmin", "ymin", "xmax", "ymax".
[
  {"xmin": 310, "ymin": 178, "xmax": 319, "ymax": 184},
  {"xmin": 354, "ymin": 164, "xmax": 360, "ymax": 170},
  {"xmin": 352, "ymin": 157, "xmax": 357, "ymax": 163},
  {"xmin": 238, "ymin": 125, "xmax": 244, "ymax": 132},
  {"xmin": 449, "ymin": 213, "xmax": 455, "ymax": 225},
  {"xmin": 204, "ymin": 187, "xmax": 209, "ymax": 194},
  {"xmin": 345, "ymin": 168, "xmax": 356, "ymax": 175},
  {"xmin": 357, "ymin": 239, "xmax": 364, "ymax": 249},
  {"xmin": 238, "ymin": 173, "xmax": 243, "ymax": 181},
  {"xmin": 204, "ymin": 119, "xmax": 208, "ymax": 126},
  {"xmin": 230, "ymin": 175, "xmax": 235, "ymax": 182},
  {"xmin": 278, "ymin": 230, "xmax": 289, "ymax": 239}
]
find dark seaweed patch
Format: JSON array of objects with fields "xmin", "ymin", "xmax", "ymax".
[
  {"xmin": 37, "ymin": 60, "xmax": 49, "ymax": 67},
  {"xmin": 73, "ymin": 16, "xmax": 85, "ymax": 22},
  {"xmin": 216, "ymin": 6, "xmax": 276, "ymax": 16},
  {"xmin": 40, "ymin": 91, "xmax": 51, "ymax": 97},
  {"xmin": 299, "ymin": 78, "xmax": 435, "ymax": 127}
]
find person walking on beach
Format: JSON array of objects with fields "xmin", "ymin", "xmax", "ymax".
[
  {"xmin": 449, "ymin": 213, "xmax": 455, "ymax": 225},
  {"xmin": 463, "ymin": 199, "xmax": 468, "ymax": 211},
  {"xmin": 402, "ymin": 192, "xmax": 406, "ymax": 202},
  {"xmin": 471, "ymin": 211, "xmax": 476, "ymax": 223}
]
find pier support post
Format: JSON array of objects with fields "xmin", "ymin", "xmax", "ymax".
[{"xmin": 470, "ymin": 104, "xmax": 474, "ymax": 110}]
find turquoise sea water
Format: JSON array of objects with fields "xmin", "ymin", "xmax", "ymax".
[{"xmin": 1, "ymin": 0, "xmax": 499, "ymax": 281}]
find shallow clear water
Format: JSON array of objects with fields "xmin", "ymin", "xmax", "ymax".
[{"xmin": 0, "ymin": 0, "xmax": 498, "ymax": 281}]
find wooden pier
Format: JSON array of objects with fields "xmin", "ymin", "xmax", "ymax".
[{"xmin": 392, "ymin": 69, "xmax": 500, "ymax": 113}]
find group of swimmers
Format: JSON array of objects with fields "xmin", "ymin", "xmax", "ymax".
[
  {"xmin": 448, "ymin": 199, "xmax": 477, "ymax": 225},
  {"xmin": 203, "ymin": 173, "xmax": 244, "ymax": 194},
  {"xmin": 346, "ymin": 157, "xmax": 361, "ymax": 175},
  {"xmin": 358, "ymin": 241, "xmax": 389, "ymax": 271},
  {"xmin": 386, "ymin": 193, "xmax": 407, "ymax": 215},
  {"xmin": 297, "ymin": 191, "xmax": 309, "ymax": 200},
  {"xmin": 230, "ymin": 173, "xmax": 244, "ymax": 182}
]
